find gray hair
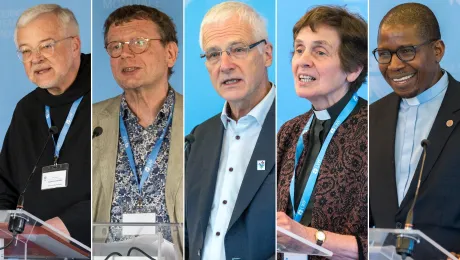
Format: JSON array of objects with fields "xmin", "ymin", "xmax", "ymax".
[
  {"xmin": 14, "ymin": 4, "xmax": 80, "ymax": 46},
  {"xmin": 199, "ymin": 1, "xmax": 268, "ymax": 51}
]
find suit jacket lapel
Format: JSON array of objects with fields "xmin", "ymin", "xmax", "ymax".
[
  {"xmin": 95, "ymin": 95, "xmax": 121, "ymax": 222},
  {"xmin": 197, "ymin": 116, "xmax": 225, "ymax": 240},
  {"xmin": 227, "ymin": 101, "xmax": 275, "ymax": 230},
  {"xmin": 399, "ymin": 74, "xmax": 460, "ymax": 211}
]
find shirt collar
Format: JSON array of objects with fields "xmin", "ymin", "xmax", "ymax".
[
  {"xmin": 313, "ymin": 90, "xmax": 354, "ymax": 122},
  {"xmin": 403, "ymin": 70, "xmax": 448, "ymax": 106},
  {"xmin": 221, "ymin": 82, "xmax": 275, "ymax": 128}
]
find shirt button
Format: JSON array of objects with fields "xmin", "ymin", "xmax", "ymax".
[
  {"xmin": 216, "ymin": 232, "xmax": 221, "ymax": 236},
  {"xmin": 223, "ymin": 200, "xmax": 227, "ymax": 204},
  {"xmin": 235, "ymin": 135, "xmax": 240, "ymax": 140},
  {"xmin": 229, "ymin": 167, "xmax": 233, "ymax": 172}
]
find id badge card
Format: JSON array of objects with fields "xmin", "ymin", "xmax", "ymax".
[
  {"xmin": 41, "ymin": 163, "xmax": 69, "ymax": 190},
  {"xmin": 122, "ymin": 213, "xmax": 156, "ymax": 236}
]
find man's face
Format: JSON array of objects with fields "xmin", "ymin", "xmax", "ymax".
[
  {"xmin": 201, "ymin": 16, "xmax": 272, "ymax": 105},
  {"xmin": 377, "ymin": 24, "xmax": 444, "ymax": 98},
  {"xmin": 107, "ymin": 19, "xmax": 178, "ymax": 91},
  {"xmin": 291, "ymin": 25, "xmax": 360, "ymax": 108},
  {"xmin": 16, "ymin": 13, "xmax": 79, "ymax": 92}
]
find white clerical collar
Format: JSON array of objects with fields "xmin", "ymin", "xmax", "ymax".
[
  {"xmin": 403, "ymin": 70, "xmax": 449, "ymax": 106},
  {"xmin": 313, "ymin": 109, "xmax": 331, "ymax": 120}
]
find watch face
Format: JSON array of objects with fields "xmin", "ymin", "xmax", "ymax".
[{"xmin": 316, "ymin": 231, "xmax": 326, "ymax": 241}]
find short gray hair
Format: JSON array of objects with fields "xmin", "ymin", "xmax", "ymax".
[
  {"xmin": 199, "ymin": 1, "xmax": 268, "ymax": 50},
  {"xmin": 14, "ymin": 4, "xmax": 80, "ymax": 46}
]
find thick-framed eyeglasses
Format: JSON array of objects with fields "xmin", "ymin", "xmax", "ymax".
[
  {"xmin": 105, "ymin": 37, "xmax": 162, "ymax": 58},
  {"xmin": 372, "ymin": 39, "xmax": 439, "ymax": 64},
  {"xmin": 200, "ymin": 39, "xmax": 266, "ymax": 64},
  {"xmin": 17, "ymin": 36, "xmax": 75, "ymax": 63}
]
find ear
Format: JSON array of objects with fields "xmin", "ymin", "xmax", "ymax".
[
  {"xmin": 71, "ymin": 36, "xmax": 81, "ymax": 57},
  {"xmin": 346, "ymin": 65, "xmax": 364, "ymax": 83},
  {"xmin": 433, "ymin": 39, "xmax": 445, "ymax": 63},
  {"xmin": 166, "ymin": 41, "xmax": 179, "ymax": 68},
  {"xmin": 263, "ymin": 41, "xmax": 273, "ymax": 67}
]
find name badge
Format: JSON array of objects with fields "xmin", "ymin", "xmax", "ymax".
[
  {"xmin": 41, "ymin": 163, "xmax": 69, "ymax": 190},
  {"xmin": 122, "ymin": 213, "xmax": 156, "ymax": 236}
]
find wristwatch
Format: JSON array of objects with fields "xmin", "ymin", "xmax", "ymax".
[{"xmin": 315, "ymin": 229, "xmax": 326, "ymax": 246}]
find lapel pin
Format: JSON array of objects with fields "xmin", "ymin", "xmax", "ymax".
[
  {"xmin": 257, "ymin": 160, "xmax": 265, "ymax": 171},
  {"xmin": 446, "ymin": 120, "xmax": 454, "ymax": 127}
]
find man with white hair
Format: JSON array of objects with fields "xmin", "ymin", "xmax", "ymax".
[
  {"xmin": 0, "ymin": 4, "xmax": 90, "ymax": 246},
  {"xmin": 185, "ymin": 2, "xmax": 275, "ymax": 259}
]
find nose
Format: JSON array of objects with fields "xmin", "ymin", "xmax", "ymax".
[
  {"xmin": 30, "ymin": 50, "xmax": 45, "ymax": 64},
  {"xmin": 387, "ymin": 53, "xmax": 405, "ymax": 71},
  {"xmin": 297, "ymin": 51, "xmax": 313, "ymax": 68},
  {"xmin": 219, "ymin": 51, "xmax": 235, "ymax": 73},
  {"xmin": 119, "ymin": 43, "xmax": 135, "ymax": 59}
]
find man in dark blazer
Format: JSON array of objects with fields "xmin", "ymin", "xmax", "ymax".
[
  {"xmin": 370, "ymin": 3, "xmax": 460, "ymax": 258},
  {"xmin": 185, "ymin": 2, "xmax": 275, "ymax": 260}
]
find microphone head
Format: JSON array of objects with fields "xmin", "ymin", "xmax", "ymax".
[
  {"xmin": 49, "ymin": 126, "xmax": 59, "ymax": 135},
  {"xmin": 93, "ymin": 126, "xmax": 103, "ymax": 137},
  {"xmin": 421, "ymin": 139, "xmax": 430, "ymax": 147},
  {"xmin": 185, "ymin": 134, "xmax": 195, "ymax": 144}
]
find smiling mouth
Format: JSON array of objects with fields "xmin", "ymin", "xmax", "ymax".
[
  {"xmin": 299, "ymin": 74, "xmax": 316, "ymax": 82},
  {"xmin": 392, "ymin": 73, "xmax": 415, "ymax": 82}
]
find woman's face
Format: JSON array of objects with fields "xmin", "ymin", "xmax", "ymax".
[{"xmin": 292, "ymin": 25, "xmax": 357, "ymax": 110}]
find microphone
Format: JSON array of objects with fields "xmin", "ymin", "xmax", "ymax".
[
  {"xmin": 8, "ymin": 126, "xmax": 59, "ymax": 236},
  {"xmin": 396, "ymin": 139, "xmax": 430, "ymax": 259},
  {"xmin": 184, "ymin": 134, "xmax": 195, "ymax": 165},
  {"xmin": 92, "ymin": 126, "xmax": 103, "ymax": 139}
]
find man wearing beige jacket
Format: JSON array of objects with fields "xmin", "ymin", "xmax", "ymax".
[{"xmin": 92, "ymin": 5, "xmax": 183, "ymax": 258}]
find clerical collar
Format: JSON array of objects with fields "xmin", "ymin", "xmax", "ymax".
[
  {"xmin": 313, "ymin": 90, "xmax": 354, "ymax": 122},
  {"xmin": 403, "ymin": 70, "xmax": 448, "ymax": 106}
]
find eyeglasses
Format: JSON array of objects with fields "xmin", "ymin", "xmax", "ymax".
[
  {"xmin": 17, "ymin": 36, "xmax": 75, "ymax": 63},
  {"xmin": 105, "ymin": 37, "xmax": 162, "ymax": 58},
  {"xmin": 372, "ymin": 39, "xmax": 438, "ymax": 64},
  {"xmin": 200, "ymin": 39, "xmax": 266, "ymax": 64}
]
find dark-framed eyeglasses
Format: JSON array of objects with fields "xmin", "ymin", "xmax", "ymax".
[
  {"xmin": 200, "ymin": 39, "xmax": 267, "ymax": 64},
  {"xmin": 372, "ymin": 39, "xmax": 439, "ymax": 64},
  {"xmin": 105, "ymin": 37, "xmax": 162, "ymax": 58},
  {"xmin": 17, "ymin": 36, "xmax": 75, "ymax": 63}
]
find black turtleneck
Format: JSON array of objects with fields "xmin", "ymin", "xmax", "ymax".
[
  {"xmin": 288, "ymin": 90, "xmax": 365, "ymax": 226},
  {"xmin": 0, "ymin": 53, "xmax": 91, "ymax": 246}
]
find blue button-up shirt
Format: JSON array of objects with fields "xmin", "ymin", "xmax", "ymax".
[{"xmin": 395, "ymin": 71, "xmax": 448, "ymax": 205}]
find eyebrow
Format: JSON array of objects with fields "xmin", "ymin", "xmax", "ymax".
[
  {"xmin": 295, "ymin": 39, "xmax": 333, "ymax": 49},
  {"xmin": 205, "ymin": 40, "xmax": 245, "ymax": 51},
  {"xmin": 18, "ymin": 37, "xmax": 55, "ymax": 48}
]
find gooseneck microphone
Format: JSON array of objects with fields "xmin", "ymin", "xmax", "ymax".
[
  {"xmin": 396, "ymin": 139, "xmax": 430, "ymax": 259},
  {"xmin": 92, "ymin": 126, "xmax": 103, "ymax": 139},
  {"xmin": 6, "ymin": 126, "xmax": 59, "ymax": 243}
]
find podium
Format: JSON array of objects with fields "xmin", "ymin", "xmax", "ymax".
[
  {"xmin": 277, "ymin": 226, "xmax": 332, "ymax": 259},
  {"xmin": 0, "ymin": 209, "xmax": 90, "ymax": 259},
  {"xmin": 369, "ymin": 228, "xmax": 458, "ymax": 260},
  {"xmin": 93, "ymin": 222, "xmax": 183, "ymax": 260}
]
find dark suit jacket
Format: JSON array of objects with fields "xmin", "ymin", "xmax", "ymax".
[
  {"xmin": 370, "ymin": 73, "xmax": 460, "ymax": 257},
  {"xmin": 185, "ymin": 101, "xmax": 275, "ymax": 260}
]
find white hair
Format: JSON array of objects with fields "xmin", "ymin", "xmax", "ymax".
[
  {"xmin": 199, "ymin": 1, "xmax": 268, "ymax": 51},
  {"xmin": 14, "ymin": 4, "xmax": 80, "ymax": 46}
]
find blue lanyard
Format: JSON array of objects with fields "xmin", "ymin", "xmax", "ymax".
[
  {"xmin": 119, "ymin": 103, "xmax": 174, "ymax": 193},
  {"xmin": 290, "ymin": 93, "xmax": 358, "ymax": 222},
  {"xmin": 45, "ymin": 96, "xmax": 84, "ymax": 164}
]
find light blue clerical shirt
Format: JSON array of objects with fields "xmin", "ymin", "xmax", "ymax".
[
  {"xmin": 395, "ymin": 71, "xmax": 448, "ymax": 205},
  {"xmin": 201, "ymin": 84, "xmax": 275, "ymax": 260}
]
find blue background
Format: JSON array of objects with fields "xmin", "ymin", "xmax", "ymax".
[
  {"xmin": 369, "ymin": 0, "xmax": 460, "ymax": 104},
  {"xmin": 92, "ymin": 0, "xmax": 183, "ymax": 103},
  {"xmin": 184, "ymin": 0, "xmax": 275, "ymax": 134},
  {"xmin": 277, "ymin": 0, "xmax": 368, "ymax": 130},
  {"xmin": 0, "ymin": 0, "xmax": 91, "ymax": 147}
]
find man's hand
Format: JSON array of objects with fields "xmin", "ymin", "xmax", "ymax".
[
  {"xmin": 447, "ymin": 252, "xmax": 460, "ymax": 260},
  {"xmin": 44, "ymin": 217, "xmax": 70, "ymax": 238}
]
